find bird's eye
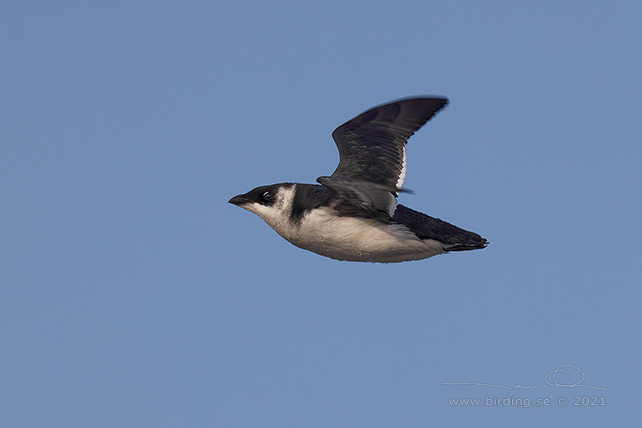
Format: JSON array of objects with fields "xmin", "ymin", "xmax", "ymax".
[{"xmin": 261, "ymin": 191, "xmax": 273, "ymax": 203}]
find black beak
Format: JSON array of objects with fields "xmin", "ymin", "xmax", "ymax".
[{"xmin": 228, "ymin": 195, "xmax": 250, "ymax": 205}]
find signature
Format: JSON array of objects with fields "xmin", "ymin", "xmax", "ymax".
[
  {"xmin": 544, "ymin": 364, "xmax": 607, "ymax": 390},
  {"xmin": 442, "ymin": 364, "xmax": 607, "ymax": 391}
]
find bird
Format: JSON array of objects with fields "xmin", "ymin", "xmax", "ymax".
[{"xmin": 228, "ymin": 96, "xmax": 487, "ymax": 263}]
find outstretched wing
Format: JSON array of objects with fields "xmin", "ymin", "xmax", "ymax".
[
  {"xmin": 317, "ymin": 97, "xmax": 448, "ymax": 222},
  {"xmin": 329, "ymin": 96, "xmax": 448, "ymax": 190}
]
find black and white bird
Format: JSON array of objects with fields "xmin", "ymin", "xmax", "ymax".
[{"xmin": 229, "ymin": 96, "xmax": 487, "ymax": 263}]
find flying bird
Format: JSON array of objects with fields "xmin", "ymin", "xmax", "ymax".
[{"xmin": 229, "ymin": 96, "xmax": 487, "ymax": 263}]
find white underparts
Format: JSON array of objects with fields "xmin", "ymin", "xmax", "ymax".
[{"xmin": 285, "ymin": 207, "xmax": 446, "ymax": 263}]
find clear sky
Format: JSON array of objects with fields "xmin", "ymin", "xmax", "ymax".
[{"xmin": 2, "ymin": 0, "xmax": 641, "ymax": 426}]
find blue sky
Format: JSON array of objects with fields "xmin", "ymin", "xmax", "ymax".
[{"xmin": 2, "ymin": 0, "xmax": 641, "ymax": 426}]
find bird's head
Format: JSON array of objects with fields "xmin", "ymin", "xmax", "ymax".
[{"xmin": 229, "ymin": 183, "xmax": 296, "ymax": 232}]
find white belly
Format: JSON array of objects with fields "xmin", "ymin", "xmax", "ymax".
[{"xmin": 277, "ymin": 207, "xmax": 446, "ymax": 263}]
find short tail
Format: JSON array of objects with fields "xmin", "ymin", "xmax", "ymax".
[{"xmin": 393, "ymin": 204, "xmax": 488, "ymax": 252}]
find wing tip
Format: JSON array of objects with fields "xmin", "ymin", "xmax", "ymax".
[{"xmin": 445, "ymin": 238, "xmax": 489, "ymax": 252}]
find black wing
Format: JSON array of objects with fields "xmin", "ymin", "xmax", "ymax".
[
  {"xmin": 328, "ymin": 96, "xmax": 448, "ymax": 189},
  {"xmin": 317, "ymin": 176, "xmax": 396, "ymax": 222},
  {"xmin": 316, "ymin": 96, "xmax": 448, "ymax": 222},
  {"xmin": 393, "ymin": 204, "xmax": 488, "ymax": 251}
]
